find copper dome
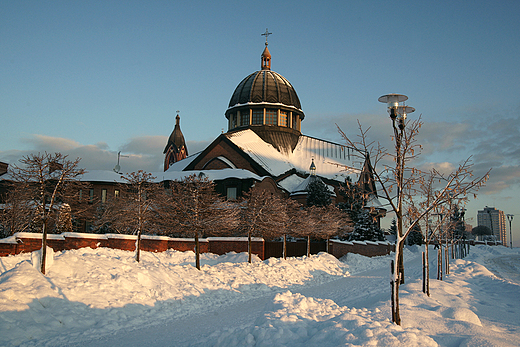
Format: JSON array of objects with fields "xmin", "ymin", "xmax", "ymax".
[{"xmin": 227, "ymin": 70, "xmax": 303, "ymax": 114}]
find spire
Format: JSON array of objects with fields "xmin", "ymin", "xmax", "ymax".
[
  {"xmin": 164, "ymin": 111, "xmax": 188, "ymax": 171},
  {"xmin": 309, "ymin": 158, "xmax": 316, "ymax": 176},
  {"xmin": 261, "ymin": 28, "xmax": 272, "ymax": 70}
]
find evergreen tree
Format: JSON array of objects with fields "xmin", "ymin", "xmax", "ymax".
[
  {"xmin": 449, "ymin": 206, "xmax": 467, "ymax": 239},
  {"xmin": 389, "ymin": 218, "xmax": 397, "ymax": 236},
  {"xmin": 306, "ymin": 177, "xmax": 332, "ymax": 207},
  {"xmin": 406, "ymin": 223, "xmax": 423, "ymax": 246},
  {"xmin": 349, "ymin": 209, "xmax": 385, "ymax": 242}
]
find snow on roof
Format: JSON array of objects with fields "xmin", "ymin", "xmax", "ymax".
[
  {"xmin": 165, "ymin": 151, "xmax": 201, "ymax": 172},
  {"xmin": 289, "ymin": 175, "xmax": 336, "ymax": 196},
  {"xmin": 226, "ymin": 129, "xmax": 361, "ymax": 181},
  {"xmin": 79, "ymin": 170, "xmax": 127, "ymax": 183},
  {"xmin": 365, "ymin": 194, "xmax": 384, "ymax": 209},
  {"xmin": 277, "ymin": 174, "xmax": 306, "ymax": 193}
]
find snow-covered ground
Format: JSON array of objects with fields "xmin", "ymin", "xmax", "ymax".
[{"xmin": 0, "ymin": 245, "xmax": 519, "ymax": 346}]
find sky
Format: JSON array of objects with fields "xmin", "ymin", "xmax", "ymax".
[{"xmin": 1, "ymin": 1, "xmax": 519, "ymax": 242}]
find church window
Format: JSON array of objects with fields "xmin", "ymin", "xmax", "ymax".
[
  {"xmin": 101, "ymin": 189, "xmax": 107, "ymax": 203},
  {"xmin": 266, "ymin": 109, "xmax": 277, "ymax": 125},
  {"xmin": 230, "ymin": 113, "xmax": 236, "ymax": 128},
  {"xmin": 280, "ymin": 111, "xmax": 288, "ymax": 127},
  {"xmin": 89, "ymin": 189, "xmax": 94, "ymax": 204},
  {"xmin": 114, "ymin": 189, "xmax": 120, "ymax": 198},
  {"xmin": 240, "ymin": 111, "xmax": 250, "ymax": 126},
  {"xmin": 252, "ymin": 109, "xmax": 263, "ymax": 124},
  {"xmin": 226, "ymin": 187, "xmax": 237, "ymax": 200}
]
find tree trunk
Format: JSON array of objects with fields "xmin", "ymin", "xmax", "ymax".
[
  {"xmin": 391, "ymin": 255, "xmax": 401, "ymax": 325},
  {"xmin": 248, "ymin": 231, "xmax": 252, "ymax": 263},
  {"xmin": 195, "ymin": 233, "xmax": 200, "ymax": 270},
  {"xmin": 391, "ymin": 260, "xmax": 395, "ymax": 322},
  {"xmin": 445, "ymin": 247, "xmax": 449, "ymax": 275},
  {"xmin": 425, "ymin": 243, "xmax": 430, "ymax": 296},
  {"xmin": 422, "ymin": 251, "xmax": 426, "ymax": 293},
  {"xmin": 326, "ymin": 238, "xmax": 329, "ymax": 253},
  {"xmin": 307, "ymin": 235, "xmax": 310, "ymax": 257},
  {"xmin": 438, "ymin": 248, "xmax": 443, "ymax": 281},
  {"xmin": 40, "ymin": 219, "xmax": 48, "ymax": 274},
  {"xmin": 283, "ymin": 234, "xmax": 287, "ymax": 260},
  {"xmin": 135, "ymin": 230, "xmax": 141, "ymax": 263},
  {"xmin": 398, "ymin": 242, "xmax": 405, "ymax": 284}
]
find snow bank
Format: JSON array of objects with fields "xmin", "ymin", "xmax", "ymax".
[
  {"xmin": 1, "ymin": 245, "xmax": 520, "ymax": 346},
  {"xmin": 0, "ymin": 249, "xmax": 348, "ymax": 346}
]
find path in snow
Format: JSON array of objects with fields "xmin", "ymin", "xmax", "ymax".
[{"xmin": 76, "ymin": 253, "xmax": 409, "ymax": 347}]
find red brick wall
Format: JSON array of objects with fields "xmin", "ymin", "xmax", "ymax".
[
  {"xmin": 208, "ymin": 239, "xmax": 264, "ymax": 259},
  {"xmin": 167, "ymin": 239, "xmax": 209, "ymax": 253},
  {"xmin": 0, "ymin": 243, "xmax": 17, "ymax": 256},
  {"xmin": 63, "ymin": 236, "xmax": 108, "ymax": 250},
  {"xmin": 0, "ymin": 233, "xmax": 400, "ymax": 261},
  {"xmin": 141, "ymin": 238, "xmax": 169, "ymax": 252},
  {"xmin": 329, "ymin": 240, "xmax": 395, "ymax": 258}
]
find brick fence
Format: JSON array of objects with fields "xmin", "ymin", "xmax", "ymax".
[
  {"xmin": 329, "ymin": 240, "xmax": 395, "ymax": 258},
  {"xmin": 1, "ymin": 232, "xmax": 397, "ymax": 260}
]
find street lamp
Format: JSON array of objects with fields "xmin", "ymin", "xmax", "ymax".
[
  {"xmin": 378, "ymin": 93, "xmax": 414, "ymax": 324},
  {"xmin": 507, "ymin": 214, "xmax": 514, "ymax": 248},
  {"xmin": 378, "ymin": 94, "xmax": 415, "ymax": 238}
]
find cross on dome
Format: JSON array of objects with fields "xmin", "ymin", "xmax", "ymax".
[{"xmin": 261, "ymin": 28, "xmax": 272, "ymax": 46}]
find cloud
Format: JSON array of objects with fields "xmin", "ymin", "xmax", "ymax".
[
  {"xmin": 119, "ymin": 136, "xmax": 167, "ymax": 156},
  {"xmin": 0, "ymin": 134, "xmax": 214, "ymax": 175},
  {"xmin": 21, "ymin": 134, "xmax": 82, "ymax": 152}
]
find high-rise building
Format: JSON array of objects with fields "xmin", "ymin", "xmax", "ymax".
[{"xmin": 477, "ymin": 207, "xmax": 506, "ymax": 244}]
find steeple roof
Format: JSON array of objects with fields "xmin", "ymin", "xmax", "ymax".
[{"xmin": 164, "ymin": 114, "xmax": 187, "ymax": 154}]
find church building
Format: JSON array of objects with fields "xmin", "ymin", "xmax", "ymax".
[{"xmin": 162, "ymin": 38, "xmax": 385, "ymax": 218}]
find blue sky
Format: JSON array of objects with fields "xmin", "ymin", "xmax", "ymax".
[{"xmin": 1, "ymin": 1, "xmax": 519, "ymax": 242}]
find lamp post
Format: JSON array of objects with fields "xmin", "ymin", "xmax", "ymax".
[
  {"xmin": 378, "ymin": 94, "xmax": 414, "ymax": 324},
  {"xmin": 507, "ymin": 214, "xmax": 514, "ymax": 248}
]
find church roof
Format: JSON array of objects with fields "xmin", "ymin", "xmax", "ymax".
[
  {"xmin": 163, "ymin": 115, "xmax": 187, "ymax": 154},
  {"xmin": 224, "ymin": 129, "xmax": 360, "ymax": 181}
]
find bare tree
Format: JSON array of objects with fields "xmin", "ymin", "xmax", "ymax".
[
  {"xmin": 280, "ymin": 198, "xmax": 304, "ymax": 259},
  {"xmin": 98, "ymin": 170, "xmax": 167, "ymax": 262},
  {"xmin": 294, "ymin": 205, "xmax": 343, "ymax": 257},
  {"xmin": 0, "ymin": 181, "xmax": 37, "ymax": 237},
  {"xmin": 7, "ymin": 152, "xmax": 88, "ymax": 274},
  {"xmin": 241, "ymin": 187, "xmax": 287, "ymax": 263},
  {"xmin": 313, "ymin": 205, "xmax": 345, "ymax": 252},
  {"xmin": 338, "ymin": 116, "xmax": 489, "ymax": 325},
  {"xmin": 165, "ymin": 174, "xmax": 239, "ymax": 270}
]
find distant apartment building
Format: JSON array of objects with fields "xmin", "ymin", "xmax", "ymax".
[{"xmin": 477, "ymin": 207, "xmax": 506, "ymax": 244}]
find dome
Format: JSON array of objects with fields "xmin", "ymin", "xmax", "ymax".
[
  {"xmin": 224, "ymin": 43, "xmax": 305, "ymax": 153},
  {"xmin": 227, "ymin": 70, "xmax": 303, "ymax": 113}
]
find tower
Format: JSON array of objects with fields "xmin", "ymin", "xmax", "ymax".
[
  {"xmin": 164, "ymin": 113, "xmax": 188, "ymax": 171},
  {"xmin": 477, "ymin": 206, "xmax": 507, "ymax": 244}
]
